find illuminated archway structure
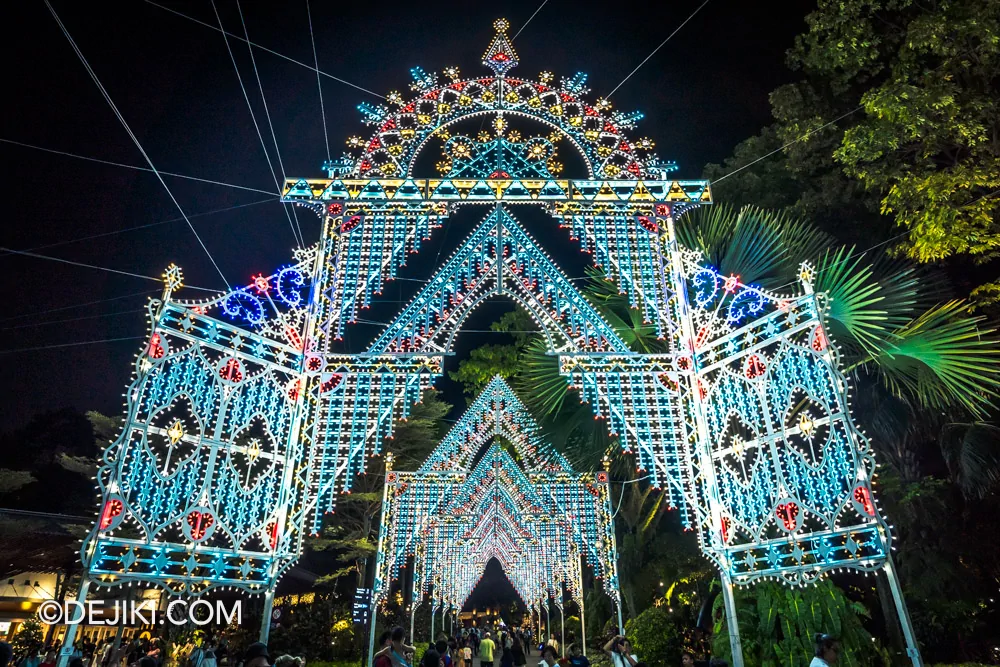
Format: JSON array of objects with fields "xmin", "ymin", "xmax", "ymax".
[
  {"xmin": 65, "ymin": 19, "xmax": 923, "ymax": 667},
  {"xmin": 372, "ymin": 377, "xmax": 620, "ymax": 651}
]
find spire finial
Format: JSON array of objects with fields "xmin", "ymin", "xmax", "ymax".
[{"xmin": 482, "ymin": 18, "xmax": 519, "ymax": 76}]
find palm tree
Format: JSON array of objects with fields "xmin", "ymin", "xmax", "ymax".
[
  {"xmin": 505, "ymin": 204, "xmax": 1000, "ymax": 642},
  {"xmin": 517, "ymin": 204, "xmax": 1000, "ymax": 480}
]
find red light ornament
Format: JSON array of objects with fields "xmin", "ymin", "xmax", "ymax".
[
  {"xmin": 184, "ymin": 508, "xmax": 216, "ymax": 542},
  {"xmin": 147, "ymin": 334, "xmax": 166, "ymax": 359},
  {"xmin": 775, "ymin": 500, "xmax": 802, "ymax": 532},
  {"xmin": 218, "ymin": 357, "xmax": 244, "ymax": 383},
  {"xmin": 99, "ymin": 498, "xmax": 124, "ymax": 530}
]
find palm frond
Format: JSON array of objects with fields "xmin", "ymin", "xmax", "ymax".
[
  {"xmin": 939, "ymin": 422, "xmax": 1000, "ymax": 499},
  {"xmin": 940, "ymin": 423, "xmax": 1000, "ymax": 498},
  {"xmin": 813, "ymin": 247, "xmax": 922, "ymax": 357},
  {"xmin": 870, "ymin": 301, "xmax": 1000, "ymax": 417},
  {"xmin": 516, "ymin": 337, "xmax": 572, "ymax": 417},
  {"xmin": 676, "ymin": 204, "xmax": 834, "ymax": 290}
]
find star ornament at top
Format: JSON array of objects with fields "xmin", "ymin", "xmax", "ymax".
[
  {"xmin": 163, "ymin": 263, "xmax": 184, "ymax": 292},
  {"xmin": 482, "ymin": 18, "xmax": 519, "ymax": 76}
]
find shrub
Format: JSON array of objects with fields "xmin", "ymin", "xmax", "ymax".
[{"xmin": 624, "ymin": 605, "xmax": 683, "ymax": 665}]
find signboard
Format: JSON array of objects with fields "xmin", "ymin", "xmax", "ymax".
[{"xmin": 353, "ymin": 588, "xmax": 372, "ymax": 625}]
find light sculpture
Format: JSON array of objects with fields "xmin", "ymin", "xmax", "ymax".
[
  {"xmin": 371, "ymin": 377, "xmax": 619, "ymax": 661},
  {"xmin": 63, "ymin": 18, "xmax": 923, "ymax": 667}
]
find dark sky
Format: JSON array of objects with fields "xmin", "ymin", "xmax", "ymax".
[{"xmin": 2, "ymin": 0, "xmax": 815, "ymax": 432}]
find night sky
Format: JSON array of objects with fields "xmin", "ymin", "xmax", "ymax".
[
  {"xmin": 2, "ymin": 0, "xmax": 816, "ymax": 431},
  {"xmin": 3, "ymin": 0, "xmax": 815, "ymax": 604}
]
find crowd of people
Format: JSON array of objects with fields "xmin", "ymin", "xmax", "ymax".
[
  {"xmin": 371, "ymin": 622, "xmax": 608, "ymax": 667},
  {"xmin": 0, "ymin": 637, "xmax": 298, "ymax": 667},
  {"xmin": 0, "ymin": 626, "xmax": 841, "ymax": 667}
]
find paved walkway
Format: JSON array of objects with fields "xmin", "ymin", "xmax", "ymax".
[{"xmin": 470, "ymin": 652, "xmax": 543, "ymax": 667}]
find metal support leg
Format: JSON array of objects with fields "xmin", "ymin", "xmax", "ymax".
[
  {"xmin": 558, "ymin": 604, "xmax": 565, "ymax": 657},
  {"xmin": 259, "ymin": 588, "xmax": 275, "ymax": 644},
  {"xmin": 57, "ymin": 577, "xmax": 91, "ymax": 667},
  {"xmin": 430, "ymin": 604, "xmax": 435, "ymax": 643},
  {"xmin": 720, "ymin": 574, "xmax": 744, "ymax": 667},
  {"xmin": 884, "ymin": 557, "xmax": 923, "ymax": 667},
  {"xmin": 576, "ymin": 555, "xmax": 587, "ymax": 656},
  {"xmin": 366, "ymin": 600, "xmax": 379, "ymax": 667}
]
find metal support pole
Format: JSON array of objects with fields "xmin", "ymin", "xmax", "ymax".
[
  {"xmin": 259, "ymin": 588, "xmax": 276, "ymax": 644},
  {"xmin": 616, "ymin": 597, "xmax": 624, "ymax": 636},
  {"xmin": 57, "ymin": 577, "xmax": 91, "ymax": 667},
  {"xmin": 108, "ymin": 586, "xmax": 133, "ymax": 667},
  {"xmin": 366, "ymin": 597, "xmax": 379, "ymax": 667},
  {"xmin": 558, "ymin": 604, "xmax": 565, "ymax": 658},
  {"xmin": 578, "ymin": 556, "xmax": 587, "ymax": 656},
  {"xmin": 544, "ymin": 603, "xmax": 550, "ymax": 644},
  {"xmin": 884, "ymin": 556, "xmax": 923, "ymax": 667},
  {"xmin": 720, "ymin": 574, "xmax": 744, "ymax": 667},
  {"xmin": 410, "ymin": 605, "xmax": 417, "ymax": 646},
  {"xmin": 409, "ymin": 566, "xmax": 418, "ymax": 645},
  {"xmin": 430, "ymin": 601, "xmax": 435, "ymax": 643}
]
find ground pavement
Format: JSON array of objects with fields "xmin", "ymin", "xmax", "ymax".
[{"xmin": 471, "ymin": 651, "xmax": 544, "ymax": 667}]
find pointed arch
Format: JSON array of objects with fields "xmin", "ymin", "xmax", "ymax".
[
  {"xmin": 419, "ymin": 376, "xmax": 571, "ymax": 473},
  {"xmin": 367, "ymin": 206, "xmax": 629, "ymax": 354}
]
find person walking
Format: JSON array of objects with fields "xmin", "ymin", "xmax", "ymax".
[
  {"xmin": 509, "ymin": 637, "xmax": 526, "ymax": 667},
  {"xmin": 478, "ymin": 633, "xmax": 495, "ymax": 667},
  {"xmin": 538, "ymin": 646, "xmax": 559, "ymax": 667},
  {"xmin": 810, "ymin": 634, "xmax": 840, "ymax": 666},
  {"xmin": 373, "ymin": 632, "xmax": 393, "ymax": 667}
]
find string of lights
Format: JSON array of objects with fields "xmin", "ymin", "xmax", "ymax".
[
  {"xmin": 234, "ymin": 0, "xmax": 305, "ymax": 247},
  {"xmin": 0, "ymin": 197, "xmax": 278, "ymax": 257},
  {"xmin": 210, "ymin": 0, "xmax": 302, "ymax": 247}
]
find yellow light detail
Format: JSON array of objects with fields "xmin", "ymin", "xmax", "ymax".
[
  {"xmin": 167, "ymin": 421, "xmax": 185, "ymax": 445},
  {"xmin": 798, "ymin": 413, "xmax": 815, "ymax": 435}
]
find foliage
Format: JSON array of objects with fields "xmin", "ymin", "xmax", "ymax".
[
  {"xmin": 712, "ymin": 580, "xmax": 886, "ymax": 667},
  {"xmin": 874, "ymin": 467, "xmax": 1000, "ymax": 659},
  {"xmin": 938, "ymin": 422, "xmax": 1000, "ymax": 498},
  {"xmin": 678, "ymin": 205, "xmax": 1000, "ymax": 419},
  {"xmin": 708, "ymin": 0, "xmax": 1000, "ymax": 307},
  {"xmin": 267, "ymin": 596, "xmax": 354, "ymax": 661},
  {"xmin": 810, "ymin": 1, "xmax": 1000, "ymax": 286},
  {"xmin": 449, "ymin": 343, "xmax": 522, "ymax": 399},
  {"xmin": 10, "ymin": 618, "xmax": 45, "ymax": 656},
  {"xmin": 306, "ymin": 390, "xmax": 450, "ymax": 590},
  {"xmin": 624, "ymin": 605, "xmax": 683, "ymax": 665},
  {"xmin": 0, "ymin": 469, "xmax": 35, "ymax": 494},
  {"xmin": 0, "ymin": 409, "xmax": 115, "ymax": 514},
  {"xmin": 613, "ymin": 483, "xmax": 668, "ymax": 619}
]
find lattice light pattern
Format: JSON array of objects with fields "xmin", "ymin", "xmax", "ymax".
[
  {"xmin": 79, "ymin": 18, "xmax": 892, "ymax": 603},
  {"xmin": 373, "ymin": 378, "xmax": 620, "ymax": 613}
]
